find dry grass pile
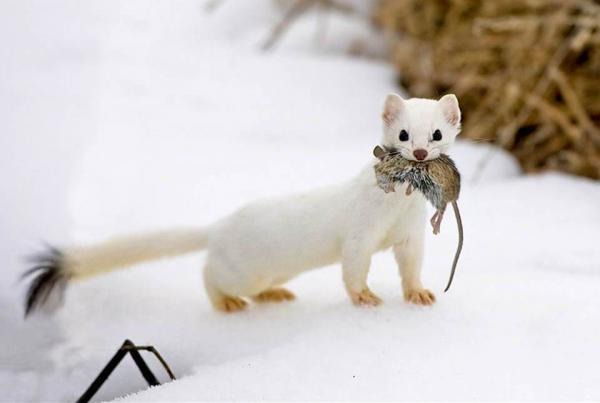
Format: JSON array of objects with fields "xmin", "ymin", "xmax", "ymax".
[{"xmin": 374, "ymin": 0, "xmax": 600, "ymax": 178}]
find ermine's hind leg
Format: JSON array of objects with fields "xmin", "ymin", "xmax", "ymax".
[
  {"xmin": 203, "ymin": 265, "xmax": 248, "ymax": 313},
  {"xmin": 252, "ymin": 288, "xmax": 296, "ymax": 303}
]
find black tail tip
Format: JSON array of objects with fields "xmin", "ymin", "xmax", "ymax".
[{"xmin": 22, "ymin": 246, "xmax": 68, "ymax": 318}]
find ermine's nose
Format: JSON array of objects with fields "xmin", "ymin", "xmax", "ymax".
[{"xmin": 413, "ymin": 149, "xmax": 428, "ymax": 161}]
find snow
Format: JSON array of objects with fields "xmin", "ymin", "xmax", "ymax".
[{"xmin": 2, "ymin": 1, "xmax": 600, "ymax": 402}]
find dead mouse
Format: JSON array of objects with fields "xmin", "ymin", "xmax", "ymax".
[{"xmin": 372, "ymin": 145, "xmax": 463, "ymax": 292}]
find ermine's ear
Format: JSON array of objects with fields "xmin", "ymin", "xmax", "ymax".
[
  {"xmin": 438, "ymin": 94, "xmax": 461, "ymax": 126},
  {"xmin": 383, "ymin": 93, "xmax": 404, "ymax": 126}
]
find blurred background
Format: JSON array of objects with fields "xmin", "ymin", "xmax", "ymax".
[{"xmin": 1, "ymin": 1, "xmax": 599, "ymax": 401}]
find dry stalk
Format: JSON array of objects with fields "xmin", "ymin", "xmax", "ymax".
[{"xmin": 373, "ymin": 0, "xmax": 600, "ymax": 179}]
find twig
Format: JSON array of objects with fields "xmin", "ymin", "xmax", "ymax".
[
  {"xmin": 204, "ymin": 0, "xmax": 226, "ymax": 13},
  {"xmin": 122, "ymin": 345, "xmax": 177, "ymax": 381},
  {"xmin": 262, "ymin": 0, "xmax": 317, "ymax": 51},
  {"xmin": 261, "ymin": 0, "xmax": 355, "ymax": 51},
  {"xmin": 525, "ymin": 92, "xmax": 583, "ymax": 145},
  {"xmin": 550, "ymin": 67, "xmax": 600, "ymax": 141},
  {"xmin": 76, "ymin": 340, "xmax": 176, "ymax": 403}
]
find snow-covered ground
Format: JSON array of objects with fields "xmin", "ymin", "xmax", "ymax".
[{"xmin": 2, "ymin": 1, "xmax": 600, "ymax": 402}]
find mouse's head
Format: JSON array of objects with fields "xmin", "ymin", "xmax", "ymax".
[{"xmin": 380, "ymin": 93, "xmax": 461, "ymax": 162}]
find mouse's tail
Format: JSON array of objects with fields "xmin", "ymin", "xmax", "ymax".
[
  {"xmin": 444, "ymin": 201, "xmax": 463, "ymax": 292},
  {"xmin": 22, "ymin": 228, "xmax": 209, "ymax": 316}
]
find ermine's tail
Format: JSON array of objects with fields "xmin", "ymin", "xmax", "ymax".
[{"xmin": 22, "ymin": 228, "xmax": 209, "ymax": 316}]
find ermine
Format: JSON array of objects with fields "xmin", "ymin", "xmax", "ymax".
[
  {"xmin": 23, "ymin": 93, "xmax": 461, "ymax": 315},
  {"xmin": 372, "ymin": 146, "xmax": 463, "ymax": 292}
]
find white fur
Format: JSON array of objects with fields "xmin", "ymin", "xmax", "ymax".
[
  {"xmin": 62, "ymin": 94, "xmax": 461, "ymax": 309},
  {"xmin": 65, "ymin": 229, "xmax": 208, "ymax": 279},
  {"xmin": 382, "ymin": 94, "xmax": 461, "ymax": 161}
]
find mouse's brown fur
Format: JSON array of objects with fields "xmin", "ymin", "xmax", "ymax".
[{"xmin": 372, "ymin": 146, "xmax": 463, "ymax": 292}]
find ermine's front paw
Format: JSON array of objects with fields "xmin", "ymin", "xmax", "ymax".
[
  {"xmin": 404, "ymin": 289, "xmax": 436, "ymax": 306},
  {"xmin": 350, "ymin": 289, "xmax": 382, "ymax": 307}
]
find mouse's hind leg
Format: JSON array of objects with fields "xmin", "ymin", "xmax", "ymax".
[
  {"xmin": 430, "ymin": 211, "xmax": 439, "ymax": 231},
  {"xmin": 430, "ymin": 209, "xmax": 445, "ymax": 235}
]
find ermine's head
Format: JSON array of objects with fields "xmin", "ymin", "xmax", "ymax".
[{"xmin": 381, "ymin": 93, "xmax": 461, "ymax": 161}]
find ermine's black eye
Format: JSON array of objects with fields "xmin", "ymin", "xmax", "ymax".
[
  {"xmin": 432, "ymin": 129, "xmax": 442, "ymax": 141},
  {"xmin": 399, "ymin": 130, "xmax": 409, "ymax": 141}
]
